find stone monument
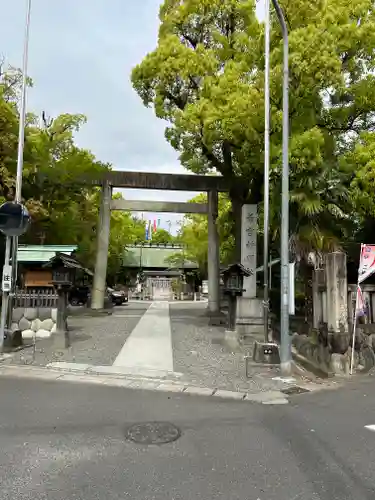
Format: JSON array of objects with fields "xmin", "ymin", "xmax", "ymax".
[{"xmin": 236, "ymin": 204, "xmax": 264, "ymax": 339}]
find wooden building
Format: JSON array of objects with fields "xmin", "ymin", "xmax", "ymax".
[{"xmin": 15, "ymin": 245, "xmax": 78, "ymax": 288}]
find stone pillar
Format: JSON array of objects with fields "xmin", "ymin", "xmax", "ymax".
[
  {"xmin": 91, "ymin": 182, "xmax": 111, "ymax": 310},
  {"xmin": 325, "ymin": 252, "xmax": 348, "ymax": 335},
  {"xmin": 207, "ymin": 190, "xmax": 220, "ymax": 314},
  {"xmin": 312, "ymin": 269, "xmax": 325, "ymax": 329},
  {"xmin": 53, "ymin": 284, "xmax": 70, "ymax": 349},
  {"xmin": 236, "ymin": 204, "xmax": 263, "ymax": 336}
]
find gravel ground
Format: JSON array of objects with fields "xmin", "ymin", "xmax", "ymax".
[
  {"xmin": 4, "ymin": 301, "xmax": 297, "ymax": 394},
  {"xmin": 3, "ymin": 302, "xmax": 149, "ymax": 367},
  {"xmin": 170, "ymin": 302, "xmax": 287, "ymax": 393}
]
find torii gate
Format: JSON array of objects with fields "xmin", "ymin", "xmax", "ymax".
[{"xmin": 86, "ymin": 170, "xmax": 228, "ymax": 315}]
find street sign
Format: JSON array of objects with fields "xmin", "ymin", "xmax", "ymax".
[
  {"xmin": 0, "ymin": 201, "xmax": 30, "ymax": 236},
  {"xmin": 2, "ymin": 264, "xmax": 12, "ymax": 292}
]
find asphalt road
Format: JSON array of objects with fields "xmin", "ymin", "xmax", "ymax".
[{"xmin": 1, "ymin": 375, "xmax": 375, "ymax": 499}]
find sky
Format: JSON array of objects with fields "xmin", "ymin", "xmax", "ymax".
[{"xmin": 0, "ymin": 0, "xmax": 265, "ymax": 234}]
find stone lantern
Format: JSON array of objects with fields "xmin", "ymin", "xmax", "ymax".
[
  {"xmin": 221, "ymin": 263, "xmax": 252, "ymax": 331},
  {"xmin": 51, "ymin": 264, "xmax": 73, "ymax": 286}
]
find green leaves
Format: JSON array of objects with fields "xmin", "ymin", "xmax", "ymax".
[
  {"xmin": 132, "ymin": 0, "xmax": 262, "ymax": 182},
  {"xmin": 174, "ymin": 192, "xmax": 234, "ymax": 276},
  {"xmin": 133, "ymin": 0, "xmax": 375, "ymax": 257},
  {"xmin": 344, "ymin": 132, "xmax": 375, "ymax": 216},
  {"xmin": 152, "ymin": 228, "xmax": 175, "ymax": 244}
]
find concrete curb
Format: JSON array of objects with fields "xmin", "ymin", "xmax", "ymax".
[{"xmin": 0, "ymin": 364, "xmax": 289, "ymax": 405}]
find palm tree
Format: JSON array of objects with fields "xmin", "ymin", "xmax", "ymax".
[{"xmin": 269, "ymin": 159, "xmax": 354, "ymax": 322}]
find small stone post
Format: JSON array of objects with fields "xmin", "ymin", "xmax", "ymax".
[
  {"xmin": 312, "ymin": 268, "xmax": 325, "ymax": 329},
  {"xmin": 325, "ymin": 252, "xmax": 349, "ymax": 353}
]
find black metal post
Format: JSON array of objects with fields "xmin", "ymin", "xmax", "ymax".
[
  {"xmin": 55, "ymin": 284, "xmax": 70, "ymax": 348},
  {"xmin": 227, "ymin": 294, "xmax": 237, "ymax": 331}
]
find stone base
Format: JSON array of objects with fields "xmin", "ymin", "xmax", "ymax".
[
  {"xmin": 236, "ymin": 318, "xmax": 264, "ymax": 336},
  {"xmin": 3, "ymin": 329, "xmax": 23, "ymax": 351},
  {"xmin": 206, "ymin": 307, "xmax": 227, "ymax": 326},
  {"xmin": 330, "ymin": 353, "xmax": 350, "ymax": 376},
  {"xmin": 224, "ymin": 330, "xmax": 241, "ymax": 351},
  {"xmin": 53, "ymin": 330, "xmax": 70, "ymax": 350},
  {"xmin": 236, "ymin": 296, "xmax": 263, "ymax": 317},
  {"xmin": 236, "ymin": 297, "xmax": 264, "ymax": 340}
]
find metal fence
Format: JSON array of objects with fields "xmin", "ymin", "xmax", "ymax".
[{"xmin": 13, "ymin": 288, "xmax": 58, "ymax": 308}]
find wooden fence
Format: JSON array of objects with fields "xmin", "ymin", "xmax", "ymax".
[{"xmin": 13, "ymin": 288, "xmax": 58, "ymax": 308}]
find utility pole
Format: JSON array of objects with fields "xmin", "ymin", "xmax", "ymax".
[
  {"xmin": 271, "ymin": 0, "xmax": 291, "ymax": 375},
  {"xmin": 263, "ymin": 0, "xmax": 271, "ymax": 343}
]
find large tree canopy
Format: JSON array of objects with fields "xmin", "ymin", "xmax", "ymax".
[
  {"xmin": 0, "ymin": 62, "xmax": 147, "ymax": 282},
  {"xmin": 132, "ymin": 0, "xmax": 375, "ymax": 259}
]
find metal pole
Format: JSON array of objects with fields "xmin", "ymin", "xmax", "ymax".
[
  {"xmin": 15, "ymin": 0, "xmax": 32, "ymax": 203},
  {"xmin": 263, "ymin": 0, "xmax": 270, "ymax": 343},
  {"xmin": 1, "ymin": 0, "xmax": 32, "ymax": 348},
  {"xmin": 11, "ymin": 0, "xmax": 32, "ymax": 288},
  {"xmin": 0, "ymin": 237, "xmax": 12, "ymax": 352},
  {"xmin": 271, "ymin": 0, "xmax": 290, "ymax": 375}
]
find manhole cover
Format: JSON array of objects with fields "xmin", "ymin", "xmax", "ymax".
[
  {"xmin": 125, "ymin": 421, "xmax": 181, "ymax": 445},
  {"xmin": 281, "ymin": 386, "xmax": 310, "ymax": 395}
]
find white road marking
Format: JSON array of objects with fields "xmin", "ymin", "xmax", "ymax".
[{"xmin": 364, "ymin": 425, "xmax": 375, "ymax": 432}]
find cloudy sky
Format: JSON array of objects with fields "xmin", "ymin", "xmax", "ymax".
[{"xmin": 0, "ymin": 0, "xmax": 264, "ymax": 233}]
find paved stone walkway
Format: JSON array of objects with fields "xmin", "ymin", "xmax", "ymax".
[{"xmin": 113, "ymin": 301, "xmax": 174, "ymax": 372}]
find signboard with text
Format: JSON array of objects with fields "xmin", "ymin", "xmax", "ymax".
[{"xmin": 2, "ymin": 264, "xmax": 12, "ymax": 292}]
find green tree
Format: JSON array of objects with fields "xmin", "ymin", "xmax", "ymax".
[
  {"xmin": 151, "ymin": 228, "xmax": 174, "ymax": 244},
  {"xmin": 171, "ymin": 193, "xmax": 234, "ymax": 276},
  {"xmin": 0, "ymin": 63, "xmax": 22, "ymax": 203},
  {"xmin": 107, "ymin": 194, "xmax": 146, "ymax": 280},
  {"xmin": 0, "ymin": 62, "xmax": 145, "ymax": 281},
  {"xmin": 132, "ymin": 0, "xmax": 375, "ymax": 259}
]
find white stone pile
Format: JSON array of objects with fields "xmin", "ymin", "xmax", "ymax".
[{"xmin": 11, "ymin": 307, "xmax": 57, "ymax": 340}]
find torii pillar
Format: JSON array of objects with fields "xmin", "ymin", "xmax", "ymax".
[
  {"xmin": 207, "ymin": 190, "xmax": 220, "ymax": 314},
  {"xmin": 91, "ymin": 182, "xmax": 111, "ymax": 309}
]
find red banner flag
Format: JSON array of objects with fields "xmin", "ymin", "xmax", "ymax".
[
  {"xmin": 356, "ymin": 286, "xmax": 366, "ymax": 317},
  {"xmin": 358, "ymin": 244, "xmax": 375, "ymax": 283}
]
